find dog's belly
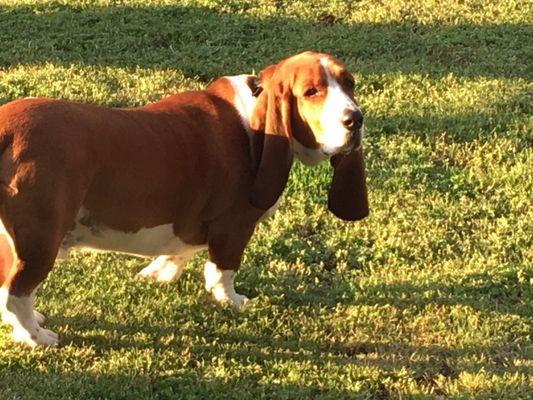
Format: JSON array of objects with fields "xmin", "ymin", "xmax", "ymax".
[{"xmin": 60, "ymin": 209, "xmax": 205, "ymax": 258}]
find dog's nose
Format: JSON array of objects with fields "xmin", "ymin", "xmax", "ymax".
[{"xmin": 342, "ymin": 109, "xmax": 363, "ymax": 130}]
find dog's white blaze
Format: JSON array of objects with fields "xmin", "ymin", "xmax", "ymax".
[
  {"xmin": 0, "ymin": 288, "xmax": 58, "ymax": 347},
  {"xmin": 319, "ymin": 58, "xmax": 358, "ymax": 154},
  {"xmin": 204, "ymin": 261, "xmax": 249, "ymax": 308},
  {"xmin": 226, "ymin": 75, "xmax": 258, "ymax": 135},
  {"xmin": 62, "ymin": 209, "xmax": 205, "ymax": 257}
]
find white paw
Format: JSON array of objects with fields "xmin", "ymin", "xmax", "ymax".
[
  {"xmin": 137, "ymin": 256, "xmax": 185, "ymax": 282},
  {"xmin": 230, "ymin": 293, "xmax": 252, "ymax": 309},
  {"xmin": 1, "ymin": 289, "xmax": 59, "ymax": 348},
  {"xmin": 41, "ymin": 328, "xmax": 59, "ymax": 341},
  {"xmin": 204, "ymin": 261, "xmax": 251, "ymax": 309},
  {"xmin": 33, "ymin": 310, "xmax": 46, "ymax": 325},
  {"xmin": 12, "ymin": 326, "xmax": 59, "ymax": 348},
  {"xmin": 210, "ymin": 287, "xmax": 251, "ymax": 309}
]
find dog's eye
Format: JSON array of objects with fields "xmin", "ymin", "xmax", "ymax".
[{"xmin": 304, "ymin": 87, "xmax": 318, "ymax": 97}]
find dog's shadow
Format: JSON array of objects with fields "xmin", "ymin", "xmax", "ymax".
[{"xmin": 52, "ymin": 310, "xmax": 530, "ymax": 380}]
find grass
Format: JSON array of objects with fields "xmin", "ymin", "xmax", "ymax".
[{"xmin": 0, "ymin": 0, "xmax": 531, "ymax": 398}]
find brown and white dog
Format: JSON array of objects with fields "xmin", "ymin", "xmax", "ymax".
[{"xmin": 0, "ymin": 51, "xmax": 368, "ymax": 347}]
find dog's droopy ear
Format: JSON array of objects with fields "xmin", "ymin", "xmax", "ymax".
[
  {"xmin": 249, "ymin": 67, "xmax": 294, "ymax": 211},
  {"xmin": 328, "ymin": 146, "xmax": 369, "ymax": 221}
]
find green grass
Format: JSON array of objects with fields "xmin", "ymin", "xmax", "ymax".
[{"xmin": 0, "ymin": 0, "xmax": 531, "ymax": 398}]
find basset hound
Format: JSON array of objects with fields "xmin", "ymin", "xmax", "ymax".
[{"xmin": 0, "ymin": 51, "xmax": 368, "ymax": 347}]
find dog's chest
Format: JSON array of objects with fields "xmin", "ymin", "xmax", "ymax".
[{"xmin": 60, "ymin": 209, "xmax": 202, "ymax": 257}]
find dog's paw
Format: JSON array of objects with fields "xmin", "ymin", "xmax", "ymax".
[
  {"xmin": 33, "ymin": 310, "xmax": 46, "ymax": 325},
  {"xmin": 204, "ymin": 261, "xmax": 251, "ymax": 310},
  {"xmin": 12, "ymin": 326, "xmax": 59, "ymax": 348},
  {"xmin": 137, "ymin": 256, "xmax": 185, "ymax": 282},
  {"xmin": 233, "ymin": 294, "xmax": 252, "ymax": 310},
  {"xmin": 209, "ymin": 285, "xmax": 251, "ymax": 310}
]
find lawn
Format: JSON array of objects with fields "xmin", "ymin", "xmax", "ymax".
[{"xmin": 0, "ymin": 0, "xmax": 531, "ymax": 399}]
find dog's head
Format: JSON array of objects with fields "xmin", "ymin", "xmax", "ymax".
[{"xmin": 249, "ymin": 51, "xmax": 369, "ymax": 221}]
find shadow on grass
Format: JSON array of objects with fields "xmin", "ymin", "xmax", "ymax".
[
  {"xmin": 25, "ymin": 312, "xmax": 529, "ymax": 397},
  {"xmin": 0, "ymin": 3, "xmax": 530, "ymax": 80},
  {"xmin": 1, "ymin": 254, "xmax": 527, "ymax": 398},
  {"xmin": 239, "ymin": 259, "xmax": 531, "ymax": 317},
  {"xmin": 351, "ymin": 271, "xmax": 531, "ymax": 317},
  {"xmin": 2, "ymin": 364, "xmax": 529, "ymax": 400},
  {"xmin": 0, "ymin": 367, "xmax": 358, "ymax": 400},
  {"xmin": 21, "ymin": 315, "xmax": 529, "ymax": 390}
]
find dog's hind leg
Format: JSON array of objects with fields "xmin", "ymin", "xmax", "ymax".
[
  {"xmin": 0, "ymin": 127, "xmax": 90, "ymax": 347},
  {"xmin": 0, "ymin": 225, "xmax": 47, "ymax": 327},
  {"xmin": 0, "ymin": 192, "xmax": 75, "ymax": 347},
  {"xmin": 0, "ymin": 213, "xmax": 64, "ymax": 347},
  {"xmin": 137, "ymin": 247, "xmax": 202, "ymax": 283},
  {"xmin": 137, "ymin": 255, "xmax": 188, "ymax": 282},
  {"xmin": 0, "ymin": 287, "xmax": 58, "ymax": 347}
]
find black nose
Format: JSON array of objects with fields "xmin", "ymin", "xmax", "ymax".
[{"xmin": 342, "ymin": 109, "xmax": 363, "ymax": 130}]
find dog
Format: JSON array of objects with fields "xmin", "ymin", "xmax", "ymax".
[{"xmin": 0, "ymin": 51, "xmax": 368, "ymax": 347}]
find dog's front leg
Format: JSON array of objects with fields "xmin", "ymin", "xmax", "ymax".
[
  {"xmin": 204, "ymin": 261, "xmax": 249, "ymax": 308},
  {"xmin": 204, "ymin": 223, "xmax": 256, "ymax": 309}
]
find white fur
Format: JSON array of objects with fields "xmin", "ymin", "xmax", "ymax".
[
  {"xmin": 204, "ymin": 261, "xmax": 249, "ymax": 308},
  {"xmin": 293, "ymin": 139, "xmax": 328, "ymax": 166},
  {"xmin": 33, "ymin": 309, "xmax": 46, "ymax": 325},
  {"xmin": 138, "ymin": 253, "xmax": 197, "ymax": 282},
  {"xmin": 61, "ymin": 209, "xmax": 204, "ymax": 257},
  {"xmin": 0, "ymin": 288, "xmax": 58, "ymax": 347},
  {"xmin": 319, "ymin": 58, "xmax": 359, "ymax": 154},
  {"xmin": 226, "ymin": 75, "xmax": 258, "ymax": 135},
  {"xmin": 227, "ymin": 74, "xmax": 285, "ymax": 220}
]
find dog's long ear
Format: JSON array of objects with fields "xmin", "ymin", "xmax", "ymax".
[
  {"xmin": 249, "ymin": 67, "xmax": 294, "ymax": 210},
  {"xmin": 328, "ymin": 146, "xmax": 369, "ymax": 221}
]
